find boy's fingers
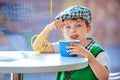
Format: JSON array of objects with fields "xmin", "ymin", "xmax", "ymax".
[
  {"xmin": 66, "ymin": 45, "xmax": 75, "ymax": 49},
  {"xmin": 54, "ymin": 20, "xmax": 64, "ymax": 28},
  {"xmin": 67, "ymin": 50, "xmax": 76, "ymax": 54},
  {"xmin": 66, "ymin": 42, "xmax": 79, "ymax": 48},
  {"xmin": 67, "ymin": 49, "xmax": 73, "ymax": 53},
  {"xmin": 70, "ymin": 42, "xmax": 77, "ymax": 46}
]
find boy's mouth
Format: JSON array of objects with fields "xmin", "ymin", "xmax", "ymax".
[{"xmin": 70, "ymin": 34, "xmax": 78, "ymax": 39}]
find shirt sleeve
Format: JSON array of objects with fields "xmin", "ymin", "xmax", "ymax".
[
  {"xmin": 51, "ymin": 42, "xmax": 60, "ymax": 53},
  {"xmin": 96, "ymin": 52, "xmax": 110, "ymax": 70}
]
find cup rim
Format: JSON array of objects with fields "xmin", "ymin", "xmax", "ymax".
[{"xmin": 59, "ymin": 40, "xmax": 80, "ymax": 42}]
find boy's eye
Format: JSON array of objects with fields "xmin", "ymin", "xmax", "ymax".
[
  {"xmin": 66, "ymin": 26, "xmax": 71, "ymax": 28},
  {"xmin": 77, "ymin": 24, "xmax": 81, "ymax": 27}
]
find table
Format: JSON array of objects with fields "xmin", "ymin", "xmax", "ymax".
[{"xmin": 0, "ymin": 51, "xmax": 88, "ymax": 80}]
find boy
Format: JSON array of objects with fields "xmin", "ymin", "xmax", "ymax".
[{"xmin": 33, "ymin": 6, "xmax": 109, "ymax": 80}]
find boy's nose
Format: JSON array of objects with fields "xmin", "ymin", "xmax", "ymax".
[{"xmin": 71, "ymin": 27, "xmax": 76, "ymax": 33}]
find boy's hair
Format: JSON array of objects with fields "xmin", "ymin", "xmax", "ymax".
[
  {"xmin": 62, "ymin": 18, "xmax": 89, "ymax": 27},
  {"xmin": 55, "ymin": 5, "xmax": 92, "ymax": 24}
]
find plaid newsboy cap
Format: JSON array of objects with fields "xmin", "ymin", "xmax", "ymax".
[
  {"xmin": 1, "ymin": 2, "xmax": 37, "ymax": 22},
  {"xmin": 55, "ymin": 5, "xmax": 92, "ymax": 24}
]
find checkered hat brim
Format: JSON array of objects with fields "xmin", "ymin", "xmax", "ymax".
[{"xmin": 55, "ymin": 6, "xmax": 91, "ymax": 24}]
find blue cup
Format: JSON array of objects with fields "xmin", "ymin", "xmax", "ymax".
[{"xmin": 59, "ymin": 40, "xmax": 80, "ymax": 57}]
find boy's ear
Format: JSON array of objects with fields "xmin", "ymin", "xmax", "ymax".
[{"xmin": 87, "ymin": 25, "xmax": 92, "ymax": 33}]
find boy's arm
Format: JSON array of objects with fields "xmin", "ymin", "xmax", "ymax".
[
  {"xmin": 67, "ymin": 43, "xmax": 109, "ymax": 80},
  {"xmin": 78, "ymin": 48, "xmax": 109, "ymax": 80},
  {"xmin": 88, "ymin": 52, "xmax": 109, "ymax": 80},
  {"xmin": 33, "ymin": 24, "xmax": 54, "ymax": 53},
  {"xmin": 33, "ymin": 20, "xmax": 64, "ymax": 53}
]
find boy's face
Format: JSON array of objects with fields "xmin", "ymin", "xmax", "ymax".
[{"xmin": 61, "ymin": 18, "xmax": 91, "ymax": 41}]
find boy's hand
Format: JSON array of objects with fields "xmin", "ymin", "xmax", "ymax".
[
  {"xmin": 46, "ymin": 20, "xmax": 64, "ymax": 31},
  {"xmin": 66, "ymin": 42, "xmax": 89, "ymax": 58},
  {"xmin": 54, "ymin": 20, "xmax": 64, "ymax": 29}
]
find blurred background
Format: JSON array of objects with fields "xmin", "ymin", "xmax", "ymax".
[{"xmin": 0, "ymin": 0, "xmax": 120, "ymax": 80}]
